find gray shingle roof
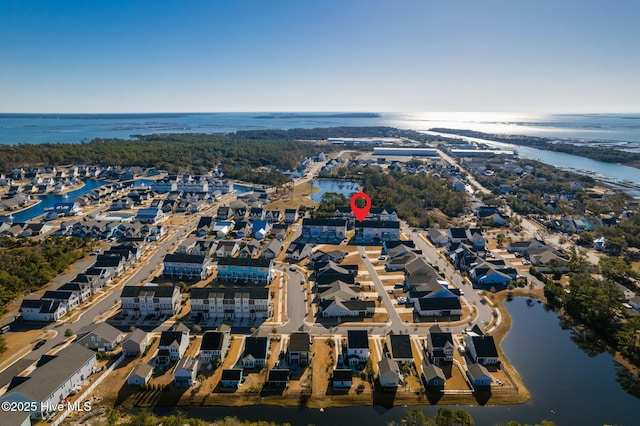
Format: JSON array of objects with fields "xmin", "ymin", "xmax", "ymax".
[{"xmin": 4, "ymin": 344, "xmax": 95, "ymax": 403}]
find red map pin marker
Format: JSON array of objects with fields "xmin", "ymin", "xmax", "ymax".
[{"xmin": 350, "ymin": 192, "xmax": 371, "ymax": 222}]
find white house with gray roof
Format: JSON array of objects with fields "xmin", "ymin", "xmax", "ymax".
[
  {"xmin": 0, "ymin": 344, "xmax": 95, "ymax": 421},
  {"xmin": 75, "ymin": 322, "xmax": 123, "ymax": 352}
]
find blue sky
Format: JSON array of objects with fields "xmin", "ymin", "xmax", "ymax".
[{"xmin": 1, "ymin": 0, "xmax": 639, "ymax": 113}]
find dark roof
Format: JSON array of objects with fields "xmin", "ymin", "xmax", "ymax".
[
  {"xmin": 388, "ymin": 334, "xmax": 413, "ymax": 359},
  {"xmin": 57, "ymin": 282, "xmax": 87, "ymax": 292},
  {"xmin": 418, "ymin": 295, "xmax": 461, "ymax": 311},
  {"xmin": 94, "ymin": 256, "xmax": 123, "ymax": 268},
  {"xmin": 197, "ymin": 216, "xmax": 214, "ymax": 228},
  {"xmin": 347, "ymin": 330, "xmax": 368, "ymax": 349},
  {"xmin": 164, "ymin": 253, "xmax": 206, "ymax": 264},
  {"xmin": 39, "ymin": 300, "xmax": 63, "ymax": 313},
  {"xmin": 159, "ymin": 331, "xmax": 187, "ymax": 347},
  {"xmin": 20, "ymin": 299, "xmax": 45, "ymax": 309},
  {"xmin": 332, "ymin": 369, "xmax": 352, "ymax": 382},
  {"xmin": 243, "ymin": 337, "xmax": 269, "ymax": 359},
  {"xmin": 191, "ymin": 287, "xmax": 269, "ymax": 300},
  {"xmin": 221, "ymin": 369, "xmax": 243, "ymax": 381},
  {"xmin": 267, "ymin": 369, "xmax": 289, "ymax": 382},
  {"xmin": 470, "ymin": 335, "xmax": 498, "ymax": 358},
  {"xmin": 288, "ymin": 332, "xmax": 311, "ymax": 353},
  {"xmin": 121, "ymin": 285, "xmax": 178, "ymax": 298},
  {"xmin": 448, "ymin": 228, "xmax": 468, "ymax": 239},
  {"xmin": 41, "ymin": 290, "xmax": 75, "ymax": 300},
  {"xmin": 201, "ymin": 331, "xmax": 226, "ymax": 351},
  {"xmin": 217, "ymin": 257, "xmax": 272, "ymax": 268},
  {"xmin": 355, "ymin": 220, "xmax": 400, "ymax": 229},
  {"xmin": 302, "ymin": 218, "xmax": 347, "ymax": 227},
  {"xmin": 428, "ymin": 329, "xmax": 453, "ymax": 349}
]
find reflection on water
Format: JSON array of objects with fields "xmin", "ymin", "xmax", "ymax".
[{"xmin": 309, "ymin": 179, "xmax": 360, "ymax": 203}]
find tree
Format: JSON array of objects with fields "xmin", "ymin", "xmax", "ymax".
[
  {"xmin": 64, "ymin": 328, "xmax": 74, "ymax": 337},
  {"xmin": 0, "ymin": 336, "xmax": 6, "ymax": 356},
  {"xmin": 192, "ymin": 325, "xmax": 202, "ymax": 334}
]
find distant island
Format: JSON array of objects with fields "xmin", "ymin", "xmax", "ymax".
[
  {"xmin": 431, "ymin": 128, "xmax": 640, "ymax": 169},
  {"xmin": 253, "ymin": 113, "xmax": 381, "ymax": 119}
]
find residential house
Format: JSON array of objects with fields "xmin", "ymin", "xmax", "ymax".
[
  {"xmin": 470, "ymin": 260, "xmax": 517, "ymax": 286},
  {"xmin": 174, "ymin": 356, "xmax": 200, "ymax": 387},
  {"xmin": 200, "ymin": 328, "xmax": 231, "ymax": 363},
  {"xmin": 284, "ymin": 208, "xmax": 299, "ymax": 223},
  {"xmin": 122, "ymin": 328, "xmax": 149, "ymax": 356},
  {"xmin": 447, "ymin": 228, "xmax": 468, "ymax": 244},
  {"xmin": 265, "ymin": 210, "xmax": 282, "ymax": 223},
  {"xmin": 287, "ymin": 332, "xmax": 311, "ymax": 366},
  {"xmin": 266, "ymin": 369, "xmax": 289, "ymax": 389},
  {"xmin": 75, "ymin": 322, "xmax": 123, "ymax": 352},
  {"xmin": 41, "ymin": 290, "xmax": 80, "ymax": 311},
  {"xmin": 332, "ymin": 369, "xmax": 353, "ymax": 390},
  {"xmin": 378, "ymin": 357, "xmax": 402, "ymax": 388},
  {"xmin": 241, "ymin": 337, "xmax": 270, "ymax": 368},
  {"xmin": 422, "ymin": 361, "xmax": 446, "ymax": 389},
  {"xmin": 238, "ymin": 240, "xmax": 261, "ymax": 258},
  {"xmin": 414, "ymin": 291, "xmax": 462, "ymax": 317},
  {"xmin": 354, "ymin": 220, "xmax": 401, "ymax": 243},
  {"xmin": 0, "ymin": 344, "xmax": 95, "ymax": 421},
  {"xmin": 318, "ymin": 280, "xmax": 361, "ymax": 302},
  {"xmin": 386, "ymin": 334, "xmax": 413, "ymax": 364},
  {"xmin": 216, "ymin": 206, "xmax": 233, "ymax": 220},
  {"xmin": 320, "ymin": 298, "xmax": 374, "ymax": 318},
  {"xmin": 213, "ymin": 220, "xmax": 234, "ymax": 239},
  {"xmin": 196, "ymin": 216, "xmax": 215, "ymax": 236},
  {"xmin": 260, "ymin": 239, "xmax": 283, "ymax": 259},
  {"xmin": 315, "ymin": 261, "xmax": 358, "ymax": 285},
  {"xmin": 506, "ymin": 239, "xmax": 545, "ymax": 254},
  {"xmin": 426, "ymin": 325, "xmax": 454, "ymax": 365},
  {"xmin": 120, "ymin": 285, "xmax": 181, "ymax": 319},
  {"xmin": 216, "ymin": 257, "xmax": 274, "ymax": 285},
  {"xmin": 466, "ymin": 363, "xmax": 493, "ymax": 387},
  {"xmin": 465, "ymin": 334, "xmax": 499, "ymax": 365},
  {"xmin": 135, "ymin": 207, "xmax": 164, "ymax": 224},
  {"xmin": 301, "ymin": 218, "xmax": 347, "ymax": 241},
  {"xmin": 220, "ymin": 369, "xmax": 243, "ymax": 389},
  {"xmin": 163, "ymin": 253, "xmax": 210, "ymax": 280},
  {"xmin": 190, "ymin": 287, "xmax": 271, "ymax": 321},
  {"xmin": 231, "ymin": 221, "xmax": 250, "ymax": 239},
  {"xmin": 252, "ymin": 220, "xmax": 271, "ymax": 240},
  {"xmin": 157, "ymin": 329, "xmax": 190, "ymax": 365},
  {"xmin": 308, "ymin": 249, "xmax": 347, "ymax": 269},
  {"xmin": 249, "ymin": 207, "xmax": 266, "ymax": 221},
  {"xmin": 57, "ymin": 282, "xmax": 92, "ymax": 303},
  {"xmin": 127, "ymin": 363, "xmax": 153, "ymax": 385},
  {"xmin": 466, "ymin": 228, "xmax": 486, "ymax": 250},
  {"xmin": 19, "ymin": 299, "xmax": 67, "ymax": 322},
  {"xmin": 286, "ymin": 242, "xmax": 313, "ymax": 262},
  {"xmin": 271, "ymin": 222, "xmax": 289, "ymax": 241},
  {"xmin": 346, "ymin": 330, "xmax": 369, "ymax": 366},
  {"xmin": 192, "ymin": 240, "xmax": 217, "ymax": 257},
  {"xmin": 216, "ymin": 241, "xmax": 240, "ymax": 258}
]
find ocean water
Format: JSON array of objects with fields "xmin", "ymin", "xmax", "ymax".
[{"xmin": 1, "ymin": 112, "xmax": 640, "ymax": 151}]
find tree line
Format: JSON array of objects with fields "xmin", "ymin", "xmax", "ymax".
[
  {"xmin": 0, "ymin": 236, "xmax": 92, "ymax": 314},
  {"xmin": 432, "ymin": 128, "xmax": 640, "ymax": 167},
  {"xmin": 329, "ymin": 167, "xmax": 467, "ymax": 227}
]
